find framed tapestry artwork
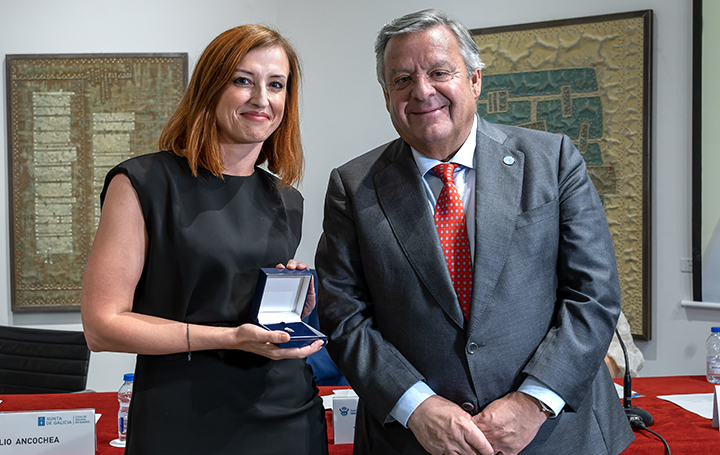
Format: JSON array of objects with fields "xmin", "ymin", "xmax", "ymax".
[
  {"xmin": 6, "ymin": 53, "xmax": 188, "ymax": 311},
  {"xmin": 471, "ymin": 10, "xmax": 653, "ymax": 339}
]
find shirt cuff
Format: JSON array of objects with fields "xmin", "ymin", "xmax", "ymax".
[
  {"xmin": 519, "ymin": 376, "xmax": 565, "ymax": 418},
  {"xmin": 388, "ymin": 381, "xmax": 436, "ymax": 427}
]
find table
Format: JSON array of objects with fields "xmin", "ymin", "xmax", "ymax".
[
  {"xmin": 0, "ymin": 377, "xmax": 716, "ymax": 454},
  {"xmin": 0, "ymin": 387, "xmax": 350, "ymax": 455},
  {"xmin": 614, "ymin": 375, "xmax": 720, "ymax": 454},
  {"xmin": 0, "ymin": 392, "xmax": 120, "ymax": 454},
  {"xmin": 326, "ymin": 377, "xmax": 720, "ymax": 454}
]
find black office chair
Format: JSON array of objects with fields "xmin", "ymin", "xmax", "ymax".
[{"xmin": 0, "ymin": 325, "xmax": 91, "ymax": 394}]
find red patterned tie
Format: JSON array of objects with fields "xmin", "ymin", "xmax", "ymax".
[{"xmin": 432, "ymin": 163, "xmax": 473, "ymax": 320}]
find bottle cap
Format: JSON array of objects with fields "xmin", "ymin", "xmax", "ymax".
[
  {"xmin": 712, "ymin": 327, "xmax": 720, "ymax": 333},
  {"xmin": 123, "ymin": 373, "xmax": 134, "ymax": 382}
]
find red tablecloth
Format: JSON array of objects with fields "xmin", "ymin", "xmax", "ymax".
[
  {"xmin": 0, "ymin": 392, "xmax": 121, "ymax": 454},
  {"xmin": 326, "ymin": 377, "xmax": 720, "ymax": 454},
  {"xmin": 0, "ymin": 377, "xmax": 716, "ymax": 454},
  {"xmin": 320, "ymin": 386, "xmax": 353, "ymax": 455},
  {"xmin": 614, "ymin": 375, "xmax": 720, "ymax": 454},
  {"xmin": 0, "ymin": 387, "xmax": 351, "ymax": 454}
]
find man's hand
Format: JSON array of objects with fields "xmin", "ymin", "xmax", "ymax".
[
  {"xmin": 407, "ymin": 395, "xmax": 495, "ymax": 455},
  {"xmin": 472, "ymin": 392, "xmax": 548, "ymax": 455}
]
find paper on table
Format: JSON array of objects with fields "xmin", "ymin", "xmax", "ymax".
[
  {"xmin": 614, "ymin": 382, "xmax": 641, "ymax": 399},
  {"xmin": 657, "ymin": 393, "xmax": 714, "ymax": 419}
]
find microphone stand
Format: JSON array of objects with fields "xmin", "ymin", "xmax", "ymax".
[{"xmin": 615, "ymin": 328, "xmax": 653, "ymax": 427}]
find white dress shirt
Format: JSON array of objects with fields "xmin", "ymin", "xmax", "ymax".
[{"xmin": 388, "ymin": 116, "xmax": 565, "ymax": 427}]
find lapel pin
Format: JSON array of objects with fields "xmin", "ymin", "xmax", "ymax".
[{"xmin": 503, "ymin": 156, "xmax": 515, "ymax": 166}]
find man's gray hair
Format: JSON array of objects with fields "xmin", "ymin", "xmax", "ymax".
[{"xmin": 374, "ymin": 9, "xmax": 485, "ymax": 92}]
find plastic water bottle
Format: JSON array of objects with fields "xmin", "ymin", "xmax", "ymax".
[
  {"xmin": 118, "ymin": 373, "xmax": 134, "ymax": 443},
  {"xmin": 706, "ymin": 327, "xmax": 720, "ymax": 383}
]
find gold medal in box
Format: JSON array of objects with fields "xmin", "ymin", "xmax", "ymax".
[{"xmin": 250, "ymin": 268, "xmax": 326, "ymax": 348}]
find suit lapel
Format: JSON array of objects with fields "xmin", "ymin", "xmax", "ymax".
[
  {"xmin": 468, "ymin": 119, "xmax": 525, "ymax": 325},
  {"xmin": 374, "ymin": 141, "xmax": 465, "ymax": 328}
]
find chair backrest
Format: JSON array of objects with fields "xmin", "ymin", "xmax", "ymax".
[{"xmin": 0, "ymin": 326, "xmax": 91, "ymax": 394}]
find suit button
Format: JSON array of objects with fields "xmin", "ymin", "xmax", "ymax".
[
  {"xmin": 461, "ymin": 402, "xmax": 475, "ymax": 413},
  {"xmin": 466, "ymin": 342, "xmax": 478, "ymax": 354}
]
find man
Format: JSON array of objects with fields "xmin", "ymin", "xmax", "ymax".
[{"xmin": 315, "ymin": 9, "xmax": 634, "ymax": 455}]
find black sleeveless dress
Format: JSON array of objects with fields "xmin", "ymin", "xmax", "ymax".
[{"xmin": 101, "ymin": 151, "xmax": 328, "ymax": 455}]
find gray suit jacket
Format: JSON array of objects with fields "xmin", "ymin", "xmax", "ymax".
[{"xmin": 315, "ymin": 118, "xmax": 634, "ymax": 454}]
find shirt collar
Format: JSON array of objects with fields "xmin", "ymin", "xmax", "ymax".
[{"xmin": 411, "ymin": 115, "xmax": 477, "ymax": 177}]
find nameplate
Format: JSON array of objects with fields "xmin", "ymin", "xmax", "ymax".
[
  {"xmin": 0, "ymin": 409, "xmax": 95, "ymax": 454},
  {"xmin": 714, "ymin": 385, "xmax": 720, "ymax": 429},
  {"xmin": 332, "ymin": 389, "xmax": 358, "ymax": 445}
]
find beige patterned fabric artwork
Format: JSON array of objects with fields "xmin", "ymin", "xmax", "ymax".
[
  {"xmin": 472, "ymin": 12, "xmax": 650, "ymax": 337},
  {"xmin": 7, "ymin": 54, "xmax": 187, "ymax": 311}
]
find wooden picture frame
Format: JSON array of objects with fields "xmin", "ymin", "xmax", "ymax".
[
  {"xmin": 471, "ymin": 10, "xmax": 653, "ymax": 339},
  {"xmin": 5, "ymin": 53, "xmax": 188, "ymax": 311}
]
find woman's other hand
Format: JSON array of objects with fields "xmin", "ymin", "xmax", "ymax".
[{"xmin": 275, "ymin": 260, "xmax": 316, "ymax": 319}]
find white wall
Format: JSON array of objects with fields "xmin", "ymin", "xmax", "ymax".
[
  {"xmin": 0, "ymin": 0, "xmax": 281, "ymax": 391},
  {"xmin": 703, "ymin": 1, "xmax": 720, "ymax": 252},
  {"xmin": 1, "ymin": 0, "xmax": 714, "ymax": 392}
]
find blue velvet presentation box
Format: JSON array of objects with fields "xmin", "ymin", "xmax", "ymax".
[{"xmin": 251, "ymin": 268, "xmax": 326, "ymax": 348}]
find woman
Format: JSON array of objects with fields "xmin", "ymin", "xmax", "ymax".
[{"xmin": 81, "ymin": 25, "xmax": 328, "ymax": 454}]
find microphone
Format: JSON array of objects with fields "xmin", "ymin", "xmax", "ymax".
[{"xmin": 615, "ymin": 327, "xmax": 653, "ymax": 427}]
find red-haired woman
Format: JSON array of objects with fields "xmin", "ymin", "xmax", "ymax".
[{"xmin": 81, "ymin": 25, "xmax": 328, "ymax": 454}]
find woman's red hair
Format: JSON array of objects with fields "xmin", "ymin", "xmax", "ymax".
[{"xmin": 158, "ymin": 25, "xmax": 304, "ymax": 186}]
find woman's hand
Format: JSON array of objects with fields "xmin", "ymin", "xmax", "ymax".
[
  {"xmin": 233, "ymin": 323, "xmax": 323, "ymax": 360},
  {"xmin": 275, "ymin": 260, "xmax": 316, "ymax": 319}
]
